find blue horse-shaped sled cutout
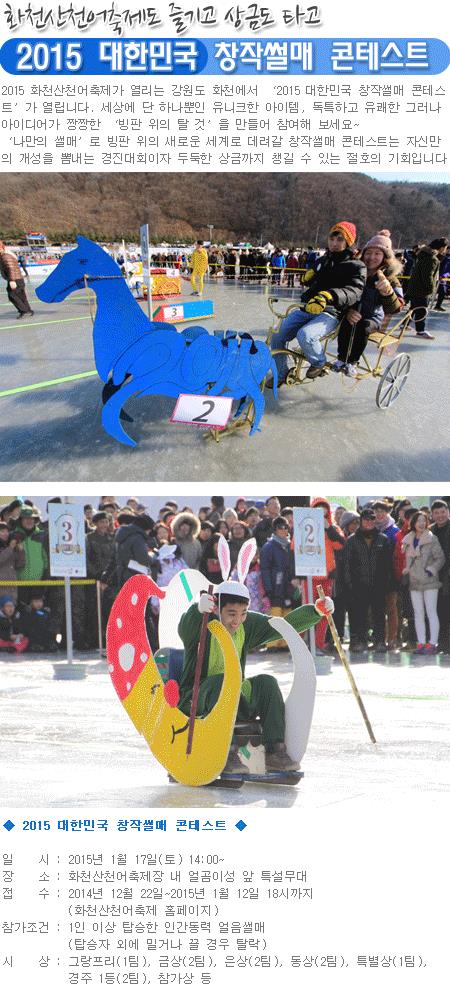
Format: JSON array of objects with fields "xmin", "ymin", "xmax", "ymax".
[{"xmin": 36, "ymin": 236, "xmax": 277, "ymax": 446}]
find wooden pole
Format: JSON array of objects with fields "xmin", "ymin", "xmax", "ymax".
[
  {"xmin": 317, "ymin": 585, "xmax": 376, "ymax": 744},
  {"xmin": 186, "ymin": 585, "xmax": 214, "ymax": 756}
]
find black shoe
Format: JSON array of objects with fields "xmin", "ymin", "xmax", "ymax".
[
  {"xmin": 305, "ymin": 365, "xmax": 327, "ymax": 379},
  {"xmin": 222, "ymin": 745, "xmax": 249, "ymax": 775},
  {"xmin": 265, "ymin": 743, "xmax": 299, "ymax": 772},
  {"xmin": 434, "ymin": 305, "xmax": 446, "ymax": 312}
]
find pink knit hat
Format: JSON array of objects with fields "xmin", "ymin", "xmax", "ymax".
[{"xmin": 362, "ymin": 229, "xmax": 393, "ymax": 256}]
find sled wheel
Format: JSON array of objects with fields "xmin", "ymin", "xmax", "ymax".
[
  {"xmin": 376, "ymin": 353, "xmax": 411, "ymax": 409},
  {"xmin": 272, "ymin": 349, "xmax": 307, "ymax": 386}
]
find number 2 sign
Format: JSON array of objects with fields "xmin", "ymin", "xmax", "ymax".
[
  {"xmin": 293, "ymin": 507, "xmax": 326, "ymax": 577},
  {"xmin": 170, "ymin": 394, "xmax": 233, "ymax": 430}
]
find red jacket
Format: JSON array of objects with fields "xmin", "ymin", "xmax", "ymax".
[{"xmin": 393, "ymin": 522, "xmax": 410, "ymax": 581}]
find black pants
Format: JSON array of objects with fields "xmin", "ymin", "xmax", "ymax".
[
  {"xmin": 338, "ymin": 318, "xmax": 378, "ymax": 364},
  {"xmin": 7, "ymin": 278, "xmax": 32, "ymax": 316},
  {"xmin": 333, "ymin": 587, "xmax": 350, "ymax": 639},
  {"xmin": 349, "ymin": 587, "xmax": 386, "ymax": 645},
  {"xmin": 437, "ymin": 591, "xmax": 450, "ymax": 651},
  {"xmin": 409, "ymin": 296, "xmax": 429, "ymax": 334}
]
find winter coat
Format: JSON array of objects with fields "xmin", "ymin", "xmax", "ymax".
[
  {"xmin": 393, "ymin": 522, "xmax": 411, "ymax": 583},
  {"xmin": 343, "ymin": 528, "xmax": 393, "ymax": 593},
  {"xmin": 114, "ymin": 523, "xmax": 153, "ymax": 586},
  {"xmin": 355, "ymin": 261, "xmax": 403, "ymax": 327},
  {"xmin": 0, "ymin": 542, "xmax": 26, "ymax": 599},
  {"xmin": 286, "ymin": 254, "xmax": 298, "ymax": 272},
  {"xmin": 16, "ymin": 606, "xmax": 55, "ymax": 651},
  {"xmin": 271, "ymin": 253, "xmax": 285, "ymax": 269},
  {"xmin": 86, "ymin": 530, "xmax": 115, "ymax": 580},
  {"xmin": 170, "ymin": 512, "xmax": 202, "ymax": 569},
  {"xmin": 260, "ymin": 535, "xmax": 295, "ymax": 605},
  {"xmin": 430, "ymin": 521, "xmax": 450, "ymax": 596},
  {"xmin": 0, "ymin": 609, "xmax": 20, "ymax": 641},
  {"xmin": 375, "ymin": 515, "xmax": 400, "ymax": 546},
  {"xmin": 405, "ymin": 246, "xmax": 440, "ymax": 300},
  {"xmin": 14, "ymin": 526, "xmax": 48, "ymax": 582},
  {"xmin": 0, "ymin": 249, "xmax": 23, "ymax": 283},
  {"xmin": 301, "ymin": 249, "xmax": 366, "ymax": 319},
  {"xmin": 402, "ymin": 530, "xmax": 445, "ymax": 591}
]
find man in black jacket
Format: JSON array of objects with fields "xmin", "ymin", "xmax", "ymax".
[
  {"xmin": 114, "ymin": 514, "xmax": 155, "ymax": 587},
  {"xmin": 85, "ymin": 512, "xmax": 115, "ymax": 646},
  {"xmin": 271, "ymin": 221, "xmax": 366, "ymax": 380},
  {"xmin": 343, "ymin": 508, "xmax": 393, "ymax": 653},
  {"xmin": 404, "ymin": 237, "xmax": 448, "ymax": 339},
  {"xmin": 430, "ymin": 500, "xmax": 450, "ymax": 653}
]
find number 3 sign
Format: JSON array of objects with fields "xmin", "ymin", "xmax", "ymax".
[{"xmin": 170, "ymin": 394, "xmax": 233, "ymax": 429}]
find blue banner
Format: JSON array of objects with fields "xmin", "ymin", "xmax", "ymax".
[{"xmin": 0, "ymin": 37, "xmax": 448, "ymax": 75}]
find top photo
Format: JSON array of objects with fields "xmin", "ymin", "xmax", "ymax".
[{"xmin": 0, "ymin": 169, "xmax": 448, "ymax": 481}]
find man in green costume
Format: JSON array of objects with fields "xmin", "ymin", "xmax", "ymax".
[{"xmin": 178, "ymin": 580, "xmax": 334, "ymax": 774}]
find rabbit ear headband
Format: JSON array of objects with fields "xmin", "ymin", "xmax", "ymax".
[{"xmin": 215, "ymin": 535, "xmax": 257, "ymax": 602}]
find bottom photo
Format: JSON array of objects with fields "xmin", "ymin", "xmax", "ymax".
[{"xmin": 1, "ymin": 489, "xmax": 449, "ymax": 809}]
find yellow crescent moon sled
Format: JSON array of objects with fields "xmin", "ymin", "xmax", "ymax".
[{"xmin": 106, "ymin": 575, "xmax": 242, "ymax": 786}]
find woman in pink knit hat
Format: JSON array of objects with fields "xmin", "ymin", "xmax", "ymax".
[{"xmin": 332, "ymin": 230, "xmax": 404, "ymax": 378}]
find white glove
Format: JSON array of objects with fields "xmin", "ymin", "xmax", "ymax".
[
  {"xmin": 10, "ymin": 281, "xmax": 17, "ymax": 290},
  {"xmin": 315, "ymin": 596, "xmax": 334, "ymax": 616},
  {"xmin": 198, "ymin": 592, "xmax": 216, "ymax": 614}
]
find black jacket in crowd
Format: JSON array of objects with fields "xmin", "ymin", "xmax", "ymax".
[
  {"xmin": 431, "ymin": 521, "xmax": 450, "ymax": 595},
  {"xmin": 114, "ymin": 524, "xmax": 153, "ymax": 587},
  {"xmin": 301, "ymin": 249, "xmax": 367, "ymax": 318},
  {"xmin": 343, "ymin": 528, "xmax": 393, "ymax": 594},
  {"xmin": 85, "ymin": 530, "xmax": 115, "ymax": 580}
]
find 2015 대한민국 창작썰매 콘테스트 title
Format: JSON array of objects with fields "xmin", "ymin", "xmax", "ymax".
[{"xmin": 0, "ymin": 0, "xmax": 448, "ymax": 479}]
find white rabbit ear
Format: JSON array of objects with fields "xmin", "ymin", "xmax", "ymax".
[
  {"xmin": 217, "ymin": 534, "xmax": 231, "ymax": 581},
  {"xmin": 237, "ymin": 538, "xmax": 257, "ymax": 583}
]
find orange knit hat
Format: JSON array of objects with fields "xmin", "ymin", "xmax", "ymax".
[{"xmin": 329, "ymin": 221, "xmax": 357, "ymax": 246}]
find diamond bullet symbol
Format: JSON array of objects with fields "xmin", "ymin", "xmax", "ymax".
[
  {"xmin": 235, "ymin": 820, "xmax": 247, "ymax": 832},
  {"xmin": 3, "ymin": 820, "xmax": 15, "ymax": 832}
]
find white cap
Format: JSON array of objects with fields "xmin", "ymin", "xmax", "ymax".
[{"xmin": 215, "ymin": 580, "xmax": 250, "ymax": 601}]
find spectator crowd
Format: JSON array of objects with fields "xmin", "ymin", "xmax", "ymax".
[{"xmin": 0, "ymin": 494, "xmax": 449, "ymax": 659}]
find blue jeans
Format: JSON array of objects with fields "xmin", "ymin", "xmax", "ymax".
[{"xmin": 271, "ymin": 308, "xmax": 338, "ymax": 378}]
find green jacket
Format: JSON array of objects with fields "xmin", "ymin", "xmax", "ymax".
[
  {"xmin": 406, "ymin": 246, "xmax": 440, "ymax": 300},
  {"xmin": 178, "ymin": 603, "xmax": 321, "ymax": 708},
  {"xmin": 15, "ymin": 527, "xmax": 48, "ymax": 581}
]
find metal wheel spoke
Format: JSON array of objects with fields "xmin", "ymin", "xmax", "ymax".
[
  {"xmin": 379, "ymin": 382, "xmax": 395, "ymax": 406},
  {"xmin": 376, "ymin": 353, "xmax": 411, "ymax": 409}
]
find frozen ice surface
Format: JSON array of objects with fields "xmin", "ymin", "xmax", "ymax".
[
  {"xmin": 1, "ymin": 280, "xmax": 449, "ymax": 480},
  {"xmin": 0, "ymin": 649, "xmax": 449, "ymax": 809}
]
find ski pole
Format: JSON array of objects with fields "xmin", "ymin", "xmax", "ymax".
[
  {"xmin": 317, "ymin": 585, "xmax": 376, "ymax": 744},
  {"xmin": 186, "ymin": 585, "xmax": 214, "ymax": 756}
]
